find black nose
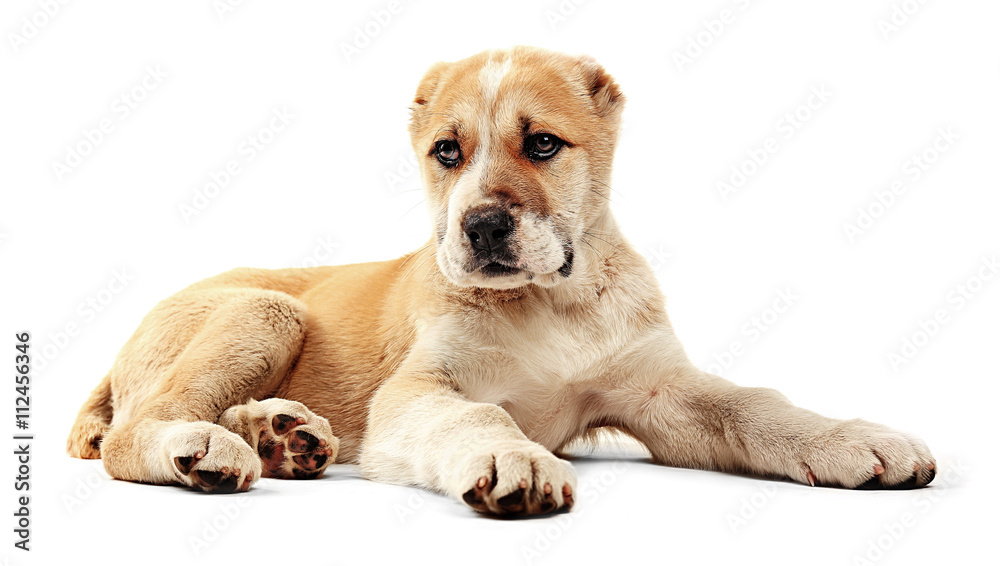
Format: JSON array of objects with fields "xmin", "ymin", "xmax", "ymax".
[{"xmin": 463, "ymin": 207, "xmax": 514, "ymax": 253}]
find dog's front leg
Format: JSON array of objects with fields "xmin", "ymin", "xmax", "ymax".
[
  {"xmin": 359, "ymin": 365, "xmax": 576, "ymax": 516},
  {"xmin": 605, "ymin": 334, "xmax": 936, "ymax": 488}
]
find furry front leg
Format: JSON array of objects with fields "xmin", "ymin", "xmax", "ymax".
[
  {"xmin": 713, "ymin": 385, "xmax": 936, "ymax": 488},
  {"xmin": 613, "ymin": 369, "xmax": 936, "ymax": 489},
  {"xmin": 360, "ymin": 375, "xmax": 576, "ymax": 516}
]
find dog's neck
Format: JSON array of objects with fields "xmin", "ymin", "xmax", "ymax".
[
  {"xmin": 547, "ymin": 208, "xmax": 632, "ymax": 305},
  {"xmin": 577, "ymin": 207, "xmax": 624, "ymax": 266}
]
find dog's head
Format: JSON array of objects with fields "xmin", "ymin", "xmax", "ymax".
[{"xmin": 409, "ymin": 47, "xmax": 624, "ymax": 290}]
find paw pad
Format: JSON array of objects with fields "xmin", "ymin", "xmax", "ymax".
[
  {"xmin": 256, "ymin": 412, "xmax": 336, "ymax": 479},
  {"xmin": 173, "ymin": 450, "xmax": 254, "ymax": 493}
]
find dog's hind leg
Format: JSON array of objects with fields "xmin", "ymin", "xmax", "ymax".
[
  {"xmin": 100, "ymin": 289, "xmax": 317, "ymax": 492},
  {"xmin": 66, "ymin": 372, "xmax": 113, "ymax": 459}
]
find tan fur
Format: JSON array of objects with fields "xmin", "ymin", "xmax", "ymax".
[{"xmin": 68, "ymin": 47, "xmax": 934, "ymax": 513}]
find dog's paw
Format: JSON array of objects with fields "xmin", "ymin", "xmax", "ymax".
[
  {"xmin": 794, "ymin": 419, "xmax": 935, "ymax": 489},
  {"xmin": 66, "ymin": 417, "xmax": 109, "ymax": 459},
  {"xmin": 451, "ymin": 441, "xmax": 576, "ymax": 516},
  {"xmin": 164, "ymin": 422, "xmax": 261, "ymax": 493},
  {"xmin": 238, "ymin": 398, "xmax": 338, "ymax": 479}
]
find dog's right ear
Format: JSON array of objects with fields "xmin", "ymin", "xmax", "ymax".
[
  {"xmin": 575, "ymin": 56, "xmax": 625, "ymax": 121},
  {"xmin": 409, "ymin": 61, "xmax": 451, "ymax": 137}
]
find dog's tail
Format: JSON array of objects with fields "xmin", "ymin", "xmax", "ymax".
[{"xmin": 66, "ymin": 372, "xmax": 114, "ymax": 459}]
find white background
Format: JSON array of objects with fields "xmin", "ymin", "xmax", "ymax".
[{"xmin": 2, "ymin": 1, "xmax": 998, "ymax": 564}]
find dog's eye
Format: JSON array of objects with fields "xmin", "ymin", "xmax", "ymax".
[
  {"xmin": 525, "ymin": 133, "xmax": 564, "ymax": 161},
  {"xmin": 434, "ymin": 140, "xmax": 461, "ymax": 168}
]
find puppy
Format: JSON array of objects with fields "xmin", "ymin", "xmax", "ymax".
[{"xmin": 67, "ymin": 46, "xmax": 935, "ymax": 515}]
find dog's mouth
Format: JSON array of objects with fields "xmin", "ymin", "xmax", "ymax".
[
  {"xmin": 479, "ymin": 262, "xmax": 522, "ymax": 277},
  {"xmin": 467, "ymin": 246, "xmax": 522, "ymax": 278},
  {"xmin": 468, "ymin": 247, "xmax": 572, "ymax": 280},
  {"xmin": 439, "ymin": 246, "xmax": 573, "ymax": 290}
]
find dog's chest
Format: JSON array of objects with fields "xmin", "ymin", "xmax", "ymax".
[{"xmin": 444, "ymin": 294, "xmax": 633, "ymax": 406}]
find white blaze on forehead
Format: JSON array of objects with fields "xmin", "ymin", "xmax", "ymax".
[
  {"xmin": 479, "ymin": 55, "xmax": 512, "ymax": 106},
  {"xmin": 475, "ymin": 55, "xmax": 512, "ymax": 171}
]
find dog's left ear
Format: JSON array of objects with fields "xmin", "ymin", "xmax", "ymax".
[{"xmin": 576, "ymin": 56, "xmax": 625, "ymax": 120}]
